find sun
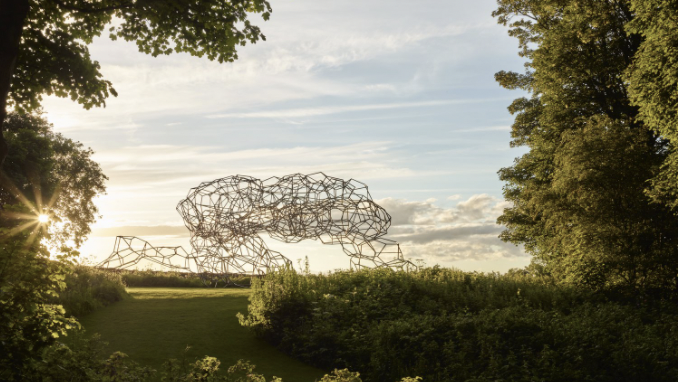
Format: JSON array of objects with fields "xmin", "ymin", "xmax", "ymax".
[{"xmin": 38, "ymin": 214, "xmax": 49, "ymax": 223}]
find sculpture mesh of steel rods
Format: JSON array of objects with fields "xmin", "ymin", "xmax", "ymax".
[{"xmin": 98, "ymin": 172, "xmax": 416, "ymax": 282}]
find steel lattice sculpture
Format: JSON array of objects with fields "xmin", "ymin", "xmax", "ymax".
[{"xmin": 98, "ymin": 173, "xmax": 415, "ymax": 282}]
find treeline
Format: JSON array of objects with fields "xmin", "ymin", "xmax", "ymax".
[
  {"xmin": 239, "ymin": 268, "xmax": 678, "ymax": 382},
  {"xmin": 113, "ymin": 269, "xmax": 253, "ymax": 288}
]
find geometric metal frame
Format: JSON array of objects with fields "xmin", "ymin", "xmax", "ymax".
[{"xmin": 98, "ymin": 172, "xmax": 416, "ymax": 281}]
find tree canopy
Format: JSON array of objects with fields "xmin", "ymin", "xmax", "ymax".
[
  {"xmin": 494, "ymin": 0, "xmax": 678, "ymax": 292},
  {"xmin": 626, "ymin": 0, "xmax": 678, "ymax": 209},
  {"xmin": 0, "ymin": 0, "xmax": 272, "ymax": 166},
  {"xmin": 1, "ymin": 112, "xmax": 107, "ymax": 248}
]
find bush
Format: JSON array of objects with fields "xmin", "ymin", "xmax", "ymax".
[
  {"xmin": 55, "ymin": 264, "xmax": 129, "ymax": 317},
  {"xmin": 0, "ymin": 227, "xmax": 78, "ymax": 381},
  {"xmin": 29, "ymin": 334, "xmax": 399, "ymax": 382},
  {"xmin": 239, "ymin": 267, "xmax": 678, "ymax": 382},
  {"xmin": 26, "ymin": 333, "xmax": 154, "ymax": 382}
]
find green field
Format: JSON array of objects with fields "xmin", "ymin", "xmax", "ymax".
[{"xmin": 77, "ymin": 288, "xmax": 325, "ymax": 382}]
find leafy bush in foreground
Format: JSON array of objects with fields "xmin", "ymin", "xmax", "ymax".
[
  {"xmin": 0, "ymin": 225, "xmax": 79, "ymax": 381},
  {"xmin": 24, "ymin": 334, "xmax": 410, "ymax": 382},
  {"xmin": 239, "ymin": 267, "xmax": 678, "ymax": 382}
]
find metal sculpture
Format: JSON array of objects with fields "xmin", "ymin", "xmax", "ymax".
[{"xmin": 98, "ymin": 172, "xmax": 415, "ymax": 282}]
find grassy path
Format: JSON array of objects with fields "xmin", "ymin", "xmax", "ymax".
[{"xmin": 77, "ymin": 288, "xmax": 324, "ymax": 382}]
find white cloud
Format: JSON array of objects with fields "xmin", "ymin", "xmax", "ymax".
[
  {"xmin": 378, "ymin": 193, "xmax": 504, "ymax": 225},
  {"xmin": 206, "ymin": 99, "xmax": 485, "ymax": 119},
  {"xmin": 402, "ymin": 239, "xmax": 524, "ymax": 262},
  {"xmin": 91, "ymin": 225, "xmax": 190, "ymax": 237},
  {"xmin": 377, "ymin": 195, "xmax": 526, "ymax": 262}
]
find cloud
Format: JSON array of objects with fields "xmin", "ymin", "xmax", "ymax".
[
  {"xmin": 392, "ymin": 224, "xmax": 503, "ymax": 244},
  {"xmin": 206, "ymin": 99, "xmax": 486, "ymax": 119},
  {"xmin": 378, "ymin": 193, "xmax": 508, "ymax": 225},
  {"xmin": 92, "ymin": 141, "xmax": 441, "ymax": 190},
  {"xmin": 91, "ymin": 225, "xmax": 190, "ymax": 237},
  {"xmin": 402, "ymin": 239, "xmax": 525, "ymax": 262},
  {"xmin": 377, "ymin": 195, "xmax": 526, "ymax": 262}
]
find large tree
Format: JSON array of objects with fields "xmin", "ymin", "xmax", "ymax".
[
  {"xmin": 0, "ymin": 0, "xmax": 272, "ymax": 166},
  {"xmin": 0, "ymin": 112, "xmax": 106, "ymax": 379},
  {"xmin": 626, "ymin": 0, "xmax": 678, "ymax": 209},
  {"xmin": 493, "ymin": 0, "xmax": 678, "ymax": 292}
]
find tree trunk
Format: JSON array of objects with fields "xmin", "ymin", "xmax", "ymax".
[{"xmin": 0, "ymin": 0, "xmax": 30, "ymax": 167}]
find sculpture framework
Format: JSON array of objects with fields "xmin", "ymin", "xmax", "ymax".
[{"xmin": 98, "ymin": 172, "xmax": 416, "ymax": 282}]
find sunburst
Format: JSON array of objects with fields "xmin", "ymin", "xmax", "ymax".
[{"xmin": 0, "ymin": 170, "xmax": 61, "ymax": 248}]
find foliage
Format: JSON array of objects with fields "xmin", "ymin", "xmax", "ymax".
[
  {"xmin": 240, "ymin": 267, "xmax": 678, "ymax": 382},
  {"xmin": 626, "ymin": 0, "xmax": 678, "ymax": 208},
  {"xmin": 161, "ymin": 355, "xmax": 413, "ymax": 382},
  {"xmin": 118, "ymin": 269, "xmax": 251, "ymax": 288},
  {"xmin": 9, "ymin": 0, "xmax": 271, "ymax": 114},
  {"xmin": 25, "ymin": 333, "xmax": 154, "ymax": 382},
  {"xmin": 0, "ymin": 220, "xmax": 78, "ymax": 380},
  {"xmin": 2, "ymin": 112, "xmax": 107, "ymax": 248},
  {"xmin": 17, "ymin": 316, "xmax": 328, "ymax": 381},
  {"xmin": 0, "ymin": 0, "xmax": 273, "ymax": 167},
  {"xmin": 23, "ymin": 334, "xmax": 288, "ymax": 382},
  {"xmin": 56, "ymin": 264, "xmax": 128, "ymax": 317},
  {"xmin": 318, "ymin": 369, "xmax": 363, "ymax": 382},
  {"xmin": 121, "ymin": 269, "xmax": 207, "ymax": 288},
  {"xmin": 493, "ymin": 0, "xmax": 678, "ymax": 291},
  {"xmin": 161, "ymin": 351, "xmax": 282, "ymax": 382},
  {"xmin": 0, "ymin": 112, "xmax": 107, "ymax": 378}
]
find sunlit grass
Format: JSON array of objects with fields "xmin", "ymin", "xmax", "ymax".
[{"xmin": 75, "ymin": 288, "xmax": 325, "ymax": 382}]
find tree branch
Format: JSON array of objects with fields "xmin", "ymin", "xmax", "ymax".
[{"xmin": 49, "ymin": 0, "xmax": 134, "ymax": 14}]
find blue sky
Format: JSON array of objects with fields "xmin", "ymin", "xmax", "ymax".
[{"xmin": 42, "ymin": 0, "xmax": 531, "ymax": 272}]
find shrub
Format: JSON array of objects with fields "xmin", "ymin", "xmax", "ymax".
[
  {"xmin": 239, "ymin": 267, "xmax": 678, "ymax": 382},
  {"xmin": 0, "ymin": 228, "xmax": 79, "ymax": 381},
  {"xmin": 27, "ymin": 333, "xmax": 154, "ymax": 382},
  {"xmin": 55, "ymin": 264, "xmax": 129, "ymax": 317}
]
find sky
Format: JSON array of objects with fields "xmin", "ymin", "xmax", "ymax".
[{"xmin": 42, "ymin": 0, "xmax": 531, "ymax": 273}]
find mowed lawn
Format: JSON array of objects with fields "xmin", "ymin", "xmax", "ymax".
[{"xmin": 77, "ymin": 288, "xmax": 325, "ymax": 382}]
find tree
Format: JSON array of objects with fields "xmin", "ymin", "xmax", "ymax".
[
  {"xmin": 0, "ymin": 0, "xmax": 272, "ymax": 167},
  {"xmin": 0, "ymin": 112, "xmax": 107, "ymax": 379},
  {"xmin": 493, "ymin": 0, "xmax": 678, "ymax": 292},
  {"xmin": 626, "ymin": 0, "xmax": 678, "ymax": 210},
  {"xmin": 1, "ymin": 112, "xmax": 107, "ymax": 248}
]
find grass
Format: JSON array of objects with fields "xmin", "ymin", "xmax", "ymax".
[{"xmin": 76, "ymin": 288, "xmax": 325, "ymax": 382}]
